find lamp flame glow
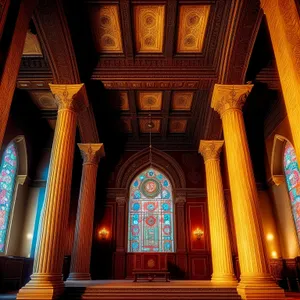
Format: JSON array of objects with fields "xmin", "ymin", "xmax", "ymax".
[
  {"xmin": 193, "ymin": 228, "xmax": 204, "ymax": 240},
  {"xmin": 98, "ymin": 228, "xmax": 109, "ymax": 240}
]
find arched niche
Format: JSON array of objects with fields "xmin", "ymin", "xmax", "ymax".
[
  {"xmin": 113, "ymin": 148, "xmax": 187, "ymax": 279},
  {"xmin": 270, "ymin": 134, "xmax": 291, "ymax": 186}
]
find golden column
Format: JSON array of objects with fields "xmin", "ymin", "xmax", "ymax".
[
  {"xmin": 17, "ymin": 84, "xmax": 88, "ymax": 300},
  {"xmin": 199, "ymin": 140, "xmax": 237, "ymax": 284},
  {"xmin": 67, "ymin": 143, "xmax": 105, "ymax": 281},
  {"xmin": 260, "ymin": 0, "xmax": 300, "ymax": 161},
  {"xmin": 211, "ymin": 84, "xmax": 285, "ymax": 300}
]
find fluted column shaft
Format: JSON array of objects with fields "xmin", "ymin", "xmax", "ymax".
[
  {"xmin": 17, "ymin": 84, "xmax": 89, "ymax": 300},
  {"xmin": 260, "ymin": 0, "xmax": 300, "ymax": 163},
  {"xmin": 68, "ymin": 143, "xmax": 104, "ymax": 280},
  {"xmin": 211, "ymin": 84, "xmax": 284, "ymax": 299},
  {"xmin": 199, "ymin": 140, "xmax": 236, "ymax": 284}
]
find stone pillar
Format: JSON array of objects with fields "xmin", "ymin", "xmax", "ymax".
[
  {"xmin": 17, "ymin": 84, "xmax": 88, "ymax": 300},
  {"xmin": 199, "ymin": 140, "xmax": 236, "ymax": 284},
  {"xmin": 211, "ymin": 84, "xmax": 285, "ymax": 299},
  {"xmin": 67, "ymin": 143, "xmax": 105, "ymax": 281},
  {"xmin": 260, "ymin": 0, "xmax": 300, "ymax": 162}
]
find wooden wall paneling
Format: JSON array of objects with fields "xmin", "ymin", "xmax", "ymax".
[
  {"xmin": 176, "ymin": 253, "xmax": 188, "ymax": 279},
  {"xmin": 188, "ymin": 254, "xmax": 211, "ymax": 280},
  {"xmin": 126, "ymin": 253, "xmax": 134, "ymax": 279},
  {"xmin": 186, "ymin": 200, "xmax": 209, "ymax": 252},
  {"xmin": 175, "ymin": 196, "xmax": 186, "ymax": 253}
]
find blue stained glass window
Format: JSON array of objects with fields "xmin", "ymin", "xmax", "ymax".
[
  {"xmin": 128, "ymin": 168, "xmax": 174, "ymax": 252},
  {"xmin": 284, "ymin": 142, "xmax": 300, "ymax": 244},
  {"xmin": 0, "ymin": 142, "xmax": 18, "ymax": 252}
]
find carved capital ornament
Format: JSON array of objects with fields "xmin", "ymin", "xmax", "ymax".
[
  {"xmin": 211, "ymin": 84, "xmax": 253, "ymax": 117},
  {"xmin": 78, "ymin": 143, "xmax": 105, "ymax": 165},
  {"xmin": 199, "ymin": 140, "xmax": 224, "ymax": 162},
  {"xmin": 49, "ymin": 84, "xmax": 89, "ymax": 112}
]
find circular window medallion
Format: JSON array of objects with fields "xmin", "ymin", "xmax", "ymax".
[{"xmin": 141, "ymin": 178, "xmax": 160, "ymax": 198}]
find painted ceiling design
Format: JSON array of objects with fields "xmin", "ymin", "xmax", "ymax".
[
  {"xmin": 177, "ymin": 5, "xmax": 210, "ymax": 53},
  {"xmin": 17, "ymin": 0, "xmax": 265, "ymax": 150}
]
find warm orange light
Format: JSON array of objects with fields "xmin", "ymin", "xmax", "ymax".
[
  {"xmin": 271, "ymin": 251, "xmax": 278, "ymax": 258},
  {"xmin": 266, "ymin": 233, "xmax": 274, "ymax": 241},
  {"xmin": 193, "ymin": 228, "xmax": 204, "ymax": 240},
  {"xmin": 98, "ymin": 228, "xmax": 109, "ymax": 240}
]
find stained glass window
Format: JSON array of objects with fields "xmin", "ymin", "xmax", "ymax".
[
  {"xmin": 128, "ymin": 168, "xmax": 174, "ymax": 252},
  {"xmin": 0, "ymin": 142, "xmax": 18, "ymax": 252},
  {"xmin": 284, "ymin": 141, "xmax": 300, "ymax": 244}
]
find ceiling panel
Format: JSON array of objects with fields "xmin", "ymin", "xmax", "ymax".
[
  {"xmin": 137, "ymin": 91, "xmax": 162, "ymax": 111},
  {"xmin": 134, "ymin": 5, "xmax": 165, "ymax": 53},
  {"xmin": 29, "ymin": 90, "xmax": 57, "ymax": 110},
  {"xmin": 169, "ymin": 119, "xmax": 188, "ymax": 133},
  {"xmin": 88, "ymin": 5, "xmax": 123, "ymax": 53},
  {"xmin": 120, "ymin": 118, "xmax": 132, "ymax": 133},
  {"xmin": 177, "ymin": 5, "xmax": 210, "ymax": 53},
  {"xmin": 171, "ymin": 91, "xmax": 193, "ymax": 111},
  {"xmin": 22, "ymin": 31, "xmax": 43, "ymax": 57},
  {"xmin": 139, "ymin": 118, "xmax": 161, "ymax": 133}
]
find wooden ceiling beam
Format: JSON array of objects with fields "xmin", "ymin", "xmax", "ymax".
[{"xmin": 33, "ymin": 0, "xmax": 99, "ymax": 143}]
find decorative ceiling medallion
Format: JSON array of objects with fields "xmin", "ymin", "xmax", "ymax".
[
  {"xmin": 138, "ymin": 91, "xmax": 162, "ymax": 110},
  {"xmin": 141, "ymin": 178, "xmax": 160, "ymax": 198},
  {"xmin": 169, "ymin": 119, "xmax": 188, "ymax": 133},
  {"xmin": 22, "ymin": 31, "xmax": 43, "ymax": 57},
  {"xmin": 134, "ymin": 5, "xmax": 165, "ymax": 53},
  {"xmin": 177, "ymin": 5, "xmax": 210, "ymax": 53},
  {"xmin": 29, "ymin": 91, "xmax": 57, "ymax": 110},
  {"xmin": 139, "ymin": 119, "xmax": 161, "ymax": 133},
  {"xmin": 172, "ymin": 92, "xmax": 194, "ymax": 111},
  {"xmin": 89, "ymin": 5, "xmax": 123, "ymax": 53},
  {"xmin": 121, "ymin": 118, "xmax": 132, "ymax": 133}
]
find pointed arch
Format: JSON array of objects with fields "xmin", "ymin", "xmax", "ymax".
[
  {"xmin": 116, "ymin": 147, "xmax": 186, "ymax": 192},
  {"xmin": 128, "ymin": 167, "xmax": 175, "ymax": 252},
  {"xmin": 270, "ymin": 134, "xmax": 292, "ymax": 186}
]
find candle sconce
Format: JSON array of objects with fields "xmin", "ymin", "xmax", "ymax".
[
  {"xmin": 193, "ymin": 228, "xmax": 204, "ymax": 240},
  {"xmin": 98, "ymin": 228, "xmax": 109, "ymax": 240}
]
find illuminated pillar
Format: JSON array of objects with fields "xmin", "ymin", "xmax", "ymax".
[
  {"xmin": 260, "ymin": 0, "xmax": 300, "ymax": 162},
  {"xmin": 199, "ymin": 140, "xmax": 236, "ymax": 284},
  {"xmin": 17, "ymin": 84, "xmax": 88, "ymax": 300},
  {"xmin": 211, "ymin": 84, "xmax": 285, "ymax": 299},
  {"xmin": 67, "ymin": 143, "xmax": 105, "ymax": 281}
]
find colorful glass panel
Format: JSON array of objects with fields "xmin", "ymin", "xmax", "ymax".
[
  {"xmin": 0, "ymin": 142, "xmax": 18, "ymax": 252},
  {"xmin": 128, "ymin": 168, "xmax": 174, "ymax": 252},
  {"xmin": 284, "ymin": 142, "xmax": 300, "ymax": 244}
]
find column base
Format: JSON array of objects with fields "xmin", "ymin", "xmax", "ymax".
[
  {"xmin": 211, "ymin": 273, "xmax": 238, "ymax": 285},
  {"xmin": 237, "ymin": 277, "xmax": 285, "ymax": 300},
  {"xmin": 17, "ymin": 274, "xmax": 64, "ymax": 300},
  {"xmin": 67, "ymin": 272, "xmax": 91, "ymax": 281}
]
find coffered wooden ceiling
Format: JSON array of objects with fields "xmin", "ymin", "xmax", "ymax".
[{"xmin": 17, "ymin": 0, "xmax": 268, "ymax": 151}]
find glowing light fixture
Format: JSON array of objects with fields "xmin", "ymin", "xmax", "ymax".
[
  {"xmin": 193, "ymin": 228, "xmax": 204, "ymax": 240},
  {"xmin": 266, "ymin": 233, "xmax": 274, "ymax": 241},
  {"xmin": 271, "ymin": 251, "xmax": 278, "ymax": 258},
  {"xmin": 98, "ymin": 228, "xmax": 109, "ymax": 240},
  {"xmin": 26, "ymin": 233, "xmax": 33, "ymax": 240}
]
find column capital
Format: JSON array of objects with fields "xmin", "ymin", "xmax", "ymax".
[
  {"xmin": 78, "ymin": 143, "xmax": 105, "ymax": 165},
  {"xmin": 199, "ymin": 140, "xmax": 224, "ymax": 162},
  {"xmin": 49, "ymin": 84, "xmax": 89, "ymax": 112},
  {"xmin": 211, "ymin": 84, "xmax": 253, "ymax": 116}
]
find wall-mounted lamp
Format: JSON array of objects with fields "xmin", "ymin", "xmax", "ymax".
[
  {"xmin": 193, "ymin": 228, "xmax": 204, "ymax": 240},
  {"xmin": 271, "ymin": 251, "xmax": 278, "ymax": 259},
  {"xmin": 98, "ymin": 228, "xmax": 109, "ymax": 240}
]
